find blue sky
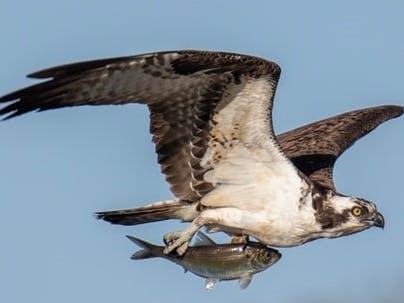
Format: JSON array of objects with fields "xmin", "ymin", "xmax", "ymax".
[{"xmin": 0, "ymin": 1, "xmax": 403, "ymax": 302}]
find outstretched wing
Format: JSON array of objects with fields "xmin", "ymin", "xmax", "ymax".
[
  {"xmin": 277, "ymin": 105, "xmax": 404, "ymax": 190},
  {"xmin": 0, "ymin": 50, "xmax": 284, "ymax": 202}
]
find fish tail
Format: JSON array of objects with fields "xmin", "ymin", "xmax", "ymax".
[
  {"xmin": 95, "ymin": 199, "xmax": 198, "ymax": 226},
  {"xmin": 126, "ymin": 235, "xmax": 163, "ymax": 260},
  {"xmin": 131, "ymin": 250, "xmax": 155, "ymax": 260}
]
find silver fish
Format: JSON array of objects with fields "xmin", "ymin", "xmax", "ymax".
[{"xmin": 126, "ymin": 232, "xmax": 281, "ymax": 290}]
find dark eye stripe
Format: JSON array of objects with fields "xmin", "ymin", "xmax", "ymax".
[{"xmin": 355, "ymin": 199, "xmax": 374, "ymax": 213}]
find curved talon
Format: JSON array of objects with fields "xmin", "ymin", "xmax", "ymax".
[
  {"xmin": 163, "ymin": 217, "xmax": 204, "ymax": 255},
  {"xmin": 163, "ymin": 237, "xmax": 190, "ymax": 255},
  {"xmin": 163, "ymin": 231, "xmax": 192, "ymax": 255},
  {"xmin": 163, "ymin": 231, "xmax": 182, "ymax": 245}
]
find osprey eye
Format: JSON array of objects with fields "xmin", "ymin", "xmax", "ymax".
[{"xmin": 351, "ymin": 206, "xmax": 362, "ymax": 217}]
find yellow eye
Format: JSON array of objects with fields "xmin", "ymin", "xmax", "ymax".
[{"xmin": 352, "ymin": 206, "xmax": 362, "ymax": 217}]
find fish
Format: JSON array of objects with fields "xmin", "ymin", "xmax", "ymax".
[{"xmin": 126, "ymin": 232, "xmax": 281, "ymax": 290}]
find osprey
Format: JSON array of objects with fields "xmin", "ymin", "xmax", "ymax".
[{"xmin": 0, "ymin": 50, "xmax": 400, "ymax": 255}]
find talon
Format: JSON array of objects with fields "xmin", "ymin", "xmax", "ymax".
[
  {"xmin": 163, "ymin": 220, "xmax": 202, "ymax": 255},
  {"xmin": 163, "ymin": 238, "xmax": 190, "ymax": 256},
  {"xmin": 177, "ymin": 242, "xmax": 190, "ymax": 256},
  {"xmin": 163, "ymin": 232, "xmax": 191, "ymax": 256},
  {"xmin": 231, "ymin": 235, "xmax": 249, "ymax": 244},
  {"xmin": 163, "ymin": 231, "xmax": 182, "ymax": 245},
  {"xmin": 163, "ymin": 245, "xmax": 173, "ymax": 255}
]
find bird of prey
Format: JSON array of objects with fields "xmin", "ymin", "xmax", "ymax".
[
  {"xmin": 0, "ymin": 50, "xmax": 399, "ymax": 255},
  {"xmin": 97, "ymin": 104, "xmax": 402, "ymax": 245}
]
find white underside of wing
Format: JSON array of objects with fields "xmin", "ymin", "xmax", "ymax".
[
  {"xmin": 199, "ymin": 76, "xmax": 303, "ymax": 211},
  {"xmin": 195, "ymin": 77, "xmax": 317, "ymax": 246},
  {"xmin": 200, "ymin": 77, "xmax": 284, "ymax": 164}
]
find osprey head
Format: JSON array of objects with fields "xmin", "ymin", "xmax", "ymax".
[{"xmin": 313, "ymin": 190, "xmax": 384, "ymax": 238}]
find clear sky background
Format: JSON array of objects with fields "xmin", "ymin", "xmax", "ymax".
[{"xmin": 0, "ymin": 1, "xmax": 403, "ymax": 302}]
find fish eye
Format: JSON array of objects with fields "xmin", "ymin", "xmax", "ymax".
[
  {"xmin": 351, "ymin": 206, "xmax": 363, "ymax": 217},
  {"xmin": 260, "ymin": 251, "xmax": 272, "ymax": 263}
]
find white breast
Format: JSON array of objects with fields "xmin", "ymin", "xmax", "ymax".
[
  {"xmin": 195, "ymin": 76, "xmax": 318, "ymax": 247},
  {"xmin": 199, "ymin": 144, "xmax": 318, "ymax": 247}
]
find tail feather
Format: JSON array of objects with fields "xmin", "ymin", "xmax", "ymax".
[{"xmin": 95, "ymin": 199, "xmax": 198, "ymax": 226}]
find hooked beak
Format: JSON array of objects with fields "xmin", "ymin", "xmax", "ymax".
[{"xmin": 372, "ymin": 212, "xmax": 385, "ymax": 229}]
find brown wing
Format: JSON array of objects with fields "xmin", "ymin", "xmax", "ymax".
[
  {"xmin": 277, "ymin": 105, "xmax": 403, "ymax": 190},
  {"xmin": 0, "ymin": 50, "xmax": 281, "ymax": 202}
]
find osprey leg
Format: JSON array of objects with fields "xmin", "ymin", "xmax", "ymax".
[
  {"xmin": 163, "ymin": 208, "xmax": 234, "ymax": 255},
  {"xmin": 163, "ymin": 217, "xmax": 204, "ymax": 255}
]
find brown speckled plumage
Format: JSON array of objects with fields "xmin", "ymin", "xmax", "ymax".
[
  {"xmin": 278, "ymin": 105, "xmax": 403, "ymax": 190},
  {"xmin": 0, "ymin": 50, "xmax": 280, "ymax": 202},
  {"xmin": 1, "ymin": 51, "xmax": 402, "ymax": 201}
]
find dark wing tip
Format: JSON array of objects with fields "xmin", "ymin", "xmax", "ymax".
[
  {"xmin": 0, "ymin": 57, "xmax": 126, "ymax": 119},
  {"xmin": 278, "ymin": 104, "xmax": 403, "ymax": 191},
  {"xmin": 392, "ymin": 104, "xmax": 404, "ymax": 116},
  {"xmin": 94, "ymin": 211, "xmax": 112, "ymax": 221},
  {"xmin": 126, "ymin": 235, "xmax": 137, "ymax": 242},
  {"xmin": 379, "ymin": 104, "xmax": 403, "ymax": 118},
  {"xmin": 94, "ymin": 211, "xmax": 117, "ymax": 223},
  {"xmin": 94, "ymin": 212, "xmax": 104, "ymax": 220},
  {"xmin": 27, "ymin": 70, "xmax": 49, "ymax": 79},
  {"xmin": 0, "ymin": 84, "xmax": 55, "ymax": 120},
  {"xmin": 27, "ymin": 56, "xmax": 134, "ymax": 79},
  {"xmin": 0, "ymin": 97, "xmax": 38, "ymax": 120},
  {"xmin": 0, "ymin": 90, "xmax": 22, "ymax": 103},
  {"xmin": 0, "ymin": 110, "xmax": 30, "ymax": 121}
]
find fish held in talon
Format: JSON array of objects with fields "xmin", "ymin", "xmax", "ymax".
[{"xmin": 127, "ymin": 232, "xmax": 281, "ymax": 290}]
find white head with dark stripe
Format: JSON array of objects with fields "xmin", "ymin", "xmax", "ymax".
[{"xmin": 312, "ymin": 188, "xmax": 384, "ymax": 239}]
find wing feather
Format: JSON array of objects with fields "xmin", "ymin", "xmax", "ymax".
[
  {"xmin": 278, "ymin": 105, "xmax": 404, "ymax": 190},
  {"xmin": 0, "ymin": 50, "xmax": 282, "ymax": 201}
]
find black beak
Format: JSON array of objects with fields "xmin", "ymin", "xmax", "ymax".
[{"xmin": 373, "ymin": 212, "xmax": 385, "ymax": 229}]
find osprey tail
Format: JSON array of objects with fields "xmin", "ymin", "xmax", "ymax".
[{"xmin": 95, "ymin": 199, "xmax": 198, "ymax": 226}]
